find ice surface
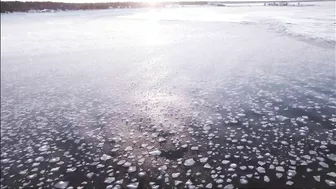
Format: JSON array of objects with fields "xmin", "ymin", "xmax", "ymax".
[
  {"xmin": 104, "ymin": 177, "xmax": 115, "ymax": 184},
  {"xmin": 127, "ymin": 182, "xmax": 139, "ymax": 189},
  {"xmin": 257, "ymin": 167, "xmax": 266, "ymax": 173},
  {"xmin": 204, "ymin": 163, "xmax": 211, "ymax": 169},
  {"xmin": 49, "ymin": 157, "xmax": 59, "ymax": 163},
  {"xmin": 222, "ymin": 160, "xmax": 230, "ymax": 164},
  {"xmin": 128, "ymin": 166, "xmax": 136, "ymax": 173},
  {"xmin": 224, "ymin": 184, "xmax": 234, "ymax": 189},
  {"xmin": 275, "ymin": 166, "xmax": 284, "ymax": 172},
  {"xmin": 184, "ymin": 159, "xmax": 196, "ymax": 167},
  {"xmin": 101, "ymin": 154, "xmax": 112, "ymax": 161},
  {"xmin": 86, "ymin": 172, "xmax": 94, "ymax": 179},
  {"xmin": 38, "ymin": 145, "xmax": 50, "ymax": 152},
  {"xmin": 172, "ymin": 173, "xmax": 180, "ymax": 178},
  {"xmin": 149, "ymin": 150, "xmax": 161, "ymax": 156},
  {"xmin": 125, "ymin": 146, "xmax": 133, "ymax": 151},
  {"xmin": 319, "ymin": 162, "xmax": 329, "ymax": 168},
  {"xmin": 54, "ymin": 181, "xmax": 69, "ymax": 189},
  {"xmin": 1, "ymin": 1, "xmax": 335, "ymax": 58},
  {"xmin": 327, "ymin": 153, "xmax": 336, "ymax": 162},
  {"xmin": 327, "ymin": 172, "xmax": 336, "ymax": 177},
  {"xmin": 200, "ymin": 157, "xmax": 208, "ymax": 163},
  {"xmin": 1, "ymin": 1, "xmax": 335, "ymax": 189},
  {"xmin": 240, "ymin": 178, "xmax": 248, "ymax": 184},
  {"xmin": 325, "ymin": 180, "xmax": 335, "ymax": 187}
]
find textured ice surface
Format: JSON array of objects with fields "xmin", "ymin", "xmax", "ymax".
[
  {"xmin": 1, "ymin": 1, "xmax": 335, "ymax": 189},
  {"xmin": 54, "ymin": 181, "xmax": 69, "ymax": 189},
  {"xmin": 184, "ymin": 159, "xmax": 196, "ymax": 167}
]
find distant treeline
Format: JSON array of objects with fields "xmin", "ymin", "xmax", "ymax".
[
  {"xmin": 0, "ymin": 1, "xmax": 209, "ymax": 13},
  {"xmin": 0, "ymin": 0, "xmax": 330, "ymax": 13}
]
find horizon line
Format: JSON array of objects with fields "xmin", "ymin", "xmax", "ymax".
[{"xmin": 0, "ymin": 0, "xmax": 333, "ymax": 2}]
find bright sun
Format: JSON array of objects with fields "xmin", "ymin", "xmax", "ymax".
[{"xmin": 148, "ymin": 0, "xmax": 158, "ymax": 7}]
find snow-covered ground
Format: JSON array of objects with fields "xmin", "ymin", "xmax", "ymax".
[{"xmin": 1, "ymin": 1, "xmax": 335, "ymax": 189}]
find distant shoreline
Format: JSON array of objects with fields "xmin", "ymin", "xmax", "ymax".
[{"xmin": 1, "ymin": 0, "xmax": 333, "ymax": 13}]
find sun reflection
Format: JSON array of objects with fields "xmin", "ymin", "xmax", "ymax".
[
  {"xmin": 148, "ymin": 1, "xmax": 157, "ymax": 7},
  {"xmin": 141, "ymin": 10, "xmax": 161, "ymax": 46}
]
